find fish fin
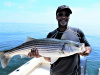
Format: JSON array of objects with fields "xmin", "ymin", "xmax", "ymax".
[
  {"xmin": 0, "ymin": 51, "xmax": 11, "ymax": 68},
  {"xmin": 25, "ymin": 36, "xmax": 35, "ymax": 43},
  {"xmin": 20, "ymin": 55, "xmax": 27, "ymax": 58}
]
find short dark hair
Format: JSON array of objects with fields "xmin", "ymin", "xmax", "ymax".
[{"xmin": 56, "ymin": 5, "xmax": 72, "ymax": 15}]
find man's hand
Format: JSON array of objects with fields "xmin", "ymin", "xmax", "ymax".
[
  {"xmin": 79, "ymin": 46, "xmax": 92, "ymax": 56},
  {"xmin": 28, "ymin": 48, "xmax": 51, "ymax": 62},
  {"xmin": 28, "ymin": 48, "xmax": 42, "ymax": 58}
]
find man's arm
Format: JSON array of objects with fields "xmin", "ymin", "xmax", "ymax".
[
  {"xmin": 79, "ymin": 46, "xmax": 92, "ymax": 56},
  {"xmin": 44, "ymin": 57, "xmax": 51, "ymax": 62},
  {"xmin": 77, "ymin": 29, "xmax": 92, "ymax": 56}
]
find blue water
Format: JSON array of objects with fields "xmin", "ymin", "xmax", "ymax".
[{"xmin": 0, "ymin": 23, "xmax": 100, "ymax": 75}]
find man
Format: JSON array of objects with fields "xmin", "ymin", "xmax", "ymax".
[{"xmin": 28, "ymin": 5, "xmax": 92, "ymax": 75}]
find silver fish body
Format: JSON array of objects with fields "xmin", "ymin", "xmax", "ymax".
[{"xmin": 0, "ymin": 37, "xmax": 85, "ymax": 68}]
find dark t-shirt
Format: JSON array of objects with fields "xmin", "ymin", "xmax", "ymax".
[{"xmin": 47, "ymin": 27, "xmax": 90, "ymax": 75}]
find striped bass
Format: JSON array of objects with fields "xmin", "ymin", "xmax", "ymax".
[{"xmin": 0, "ymin": 37, "xmax": 85, "ymax": 68}]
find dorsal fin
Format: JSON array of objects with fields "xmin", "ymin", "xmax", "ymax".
[{"xmin": 25, "ymin": 36, "xmax": 35, "ymax": 43}]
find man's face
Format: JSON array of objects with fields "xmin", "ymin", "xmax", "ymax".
[{"xmin": 56, "ymin": 11, "xmax": 70, "ymax": 27}]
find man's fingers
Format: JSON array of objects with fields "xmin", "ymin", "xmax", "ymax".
[
  {"xmin": 36, "ymin": 49, "xmax": 39, "ymax": 55},
  {"xmin": 31, "ymin": 48, "xmax": 34, "ymax": 54},
  {"xmin": 28, "ymin": 47, "xmax": 41, "ymax": 58},
  {"xmin": 79, "ymin": 47, "xmax": 92, "ymax": 56},
  {"xmin": 31, "ymin": 48, "xmax": 35, "ymax": 56},
  {"xmin": 83, "ymin": 51, "xmax": 89, "ymax": 56},
  {"xmin": 85, "ymin": 50, "xmax": 90, "ymax": 54},
  {"xmin": 78, "ymin": 51, "xmax": 88, "ymax": 56},
  {"xmin": 29, "ymin": 48, "xmax": 39, "ymax": 57},
  {"xmin": 28, "ymin": 52, "xmax": 31, "ymax": 58},
  {"xmin": 78, "ymin": 52, "xmax": 84, "ymax": 55}
]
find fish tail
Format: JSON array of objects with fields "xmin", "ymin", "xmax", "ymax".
[{"xmin": 0, "ymin": 51, "xmax": 10, "ymax": 68}]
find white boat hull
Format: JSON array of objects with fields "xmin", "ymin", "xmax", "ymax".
[
  {"xmin": 9, "ymin": 56, "xmax": 87, "ymax": 75},
  {"xmin": 9, "ymin": 57, "xmax": 50, "ymax": 75}
]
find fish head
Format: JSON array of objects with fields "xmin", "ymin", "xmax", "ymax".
[{"xmin": 64, "ymin": 42, "xmax": 85, "ymax": 53}]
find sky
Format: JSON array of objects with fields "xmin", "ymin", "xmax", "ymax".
[{"xmin": 0, "ymin": 0, "xmax": 100, "ymax": 26}]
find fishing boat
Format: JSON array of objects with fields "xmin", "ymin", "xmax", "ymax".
[
  {"xmin": 9, "ymin": 55, "xmax": 87, "ymax": 75},
  {"xmin": 98, "ymin": 68, "xmax": 100, "ymax": 75}
]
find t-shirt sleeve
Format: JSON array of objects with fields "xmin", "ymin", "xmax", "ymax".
[
  {"xmin": 46, "ymin": 33, "xmax": 51, "ymax": 38},
  {"xmin": 77, "ymin": 29, "xmax": 90, "ymax": 46}
]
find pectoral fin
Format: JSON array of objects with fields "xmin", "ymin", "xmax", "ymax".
[{"xmin": 20, "ymin": 55, "xmax": 27, "ymax": 58}]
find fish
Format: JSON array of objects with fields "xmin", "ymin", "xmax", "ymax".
[{"xmin": 0, "ymin": 37, "xmax": 86, "ymax": 68}]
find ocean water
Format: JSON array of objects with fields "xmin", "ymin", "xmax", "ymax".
[{"xmin": 0, "ymin": 23, "xmax": 100, "ymax": 75}]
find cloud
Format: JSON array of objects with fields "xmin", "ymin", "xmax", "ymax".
[
  {"xmin": 69, "ymin": 7, "xmax": 100, "ymax": 26},
  {"xmin": 3, "ymin": 0, "xmax": 35, "ymax": 9},
  {"xmin": 17, "ymin": 0, "xmax": 35, "ymax": 9},
  {"xmin": 0, "ymin": 4, "xmax": 100, "ymax": 26},
  {"xmin": 4, "ymin": 2, "xmax": 15, "ymax": 7}
]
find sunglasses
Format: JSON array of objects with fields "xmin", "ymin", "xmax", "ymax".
[{"xmin": 57, "ymin": 13, "xmax": 70, "ymax": 17}]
